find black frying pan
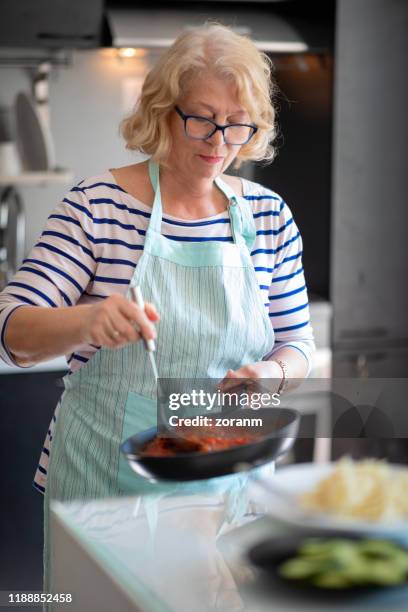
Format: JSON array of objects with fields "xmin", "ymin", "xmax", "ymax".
[{"xmin": 120, "ymin": 407, "xmax": 300, "ymax": 482}]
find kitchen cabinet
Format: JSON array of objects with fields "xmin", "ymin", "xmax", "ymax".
[{"xmin": 0, "ymin": 370, "xmax": 64, "ymax": 590}]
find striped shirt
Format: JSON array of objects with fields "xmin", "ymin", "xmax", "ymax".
[
  {"xmin": 0, "ymin": 170, "xmax": 315, "ymax": 494},
  {"xmin": 0, "ymin": 170, "xmax": 315, "ymax": 373}
]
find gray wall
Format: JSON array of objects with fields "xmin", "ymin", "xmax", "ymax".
[{"xmin": 0, "ymin": 49, "xmax": 150, "ymax": 255}]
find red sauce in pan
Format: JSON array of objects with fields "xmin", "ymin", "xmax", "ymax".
[{"xmin": 142, "ymin": 430, "xmax": 257, "ymax": 457}]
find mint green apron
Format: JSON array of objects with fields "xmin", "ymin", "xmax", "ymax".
[{"xmin": 43, "ymin": 159, "xmax": 274, "ymax": 597}]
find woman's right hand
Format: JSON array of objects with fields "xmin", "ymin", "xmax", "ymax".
[{"xmin": 79, "ymin": 294, "xmax": 159, "ymax": 349}]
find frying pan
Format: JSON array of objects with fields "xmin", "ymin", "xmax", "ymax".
[{"xmin": 121, "ymin": 407, "xmax": 300, "ymax": 482}]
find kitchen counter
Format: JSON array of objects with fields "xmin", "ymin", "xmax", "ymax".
[{"xmin": 50, "ymin": 479, "xmax": 407, "ymax": 612}]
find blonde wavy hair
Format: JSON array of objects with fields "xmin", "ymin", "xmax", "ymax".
[{"xmin": 120, "ymin": 23, "xmax": 278, "ymax": 169}]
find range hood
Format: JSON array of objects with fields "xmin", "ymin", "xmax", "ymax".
[
  {"xmin": 0, "ymin": 0, "xmax": 104, "ymax": 49},
  {"xmin": 0, "ymin": 0, "xmax": 333, "ymax": 54},
  {"xmin": 106, "ymin": 3, "xmax": 332, "ymax": 54}
]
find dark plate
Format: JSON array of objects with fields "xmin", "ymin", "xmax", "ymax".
[
  {"xmin": 120, "ymin": 407, "xmax": 299, "ymax": 481},
  {"xmin": 247, "ymin": 534, "xmax": 408, "ymax": 599}
]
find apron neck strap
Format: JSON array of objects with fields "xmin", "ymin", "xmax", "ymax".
[
  {"xmin": 148, "ymin": 159, "xmax": 164, "ymax": 232},
  {"xmin": 214, "ymin": 175, "xmax": 256, "ymax": 251},
  {"xmin": 147, "ymin": 159, "xmax": 256, "ymax": 250}
]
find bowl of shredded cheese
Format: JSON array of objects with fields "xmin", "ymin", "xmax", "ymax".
[
  {"xmin": 300, "ymin": 457, "xmax": 408, "ymax": 523},
  {"xmin": 254, "ymin": 457, "xmax": 408, "ymax": 539}
]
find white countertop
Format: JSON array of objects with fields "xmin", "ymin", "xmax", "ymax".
[{"xmin": 51, "ymin": 480, "xmax": 408, "ymax": 612}]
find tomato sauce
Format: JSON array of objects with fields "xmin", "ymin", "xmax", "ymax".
[{"xmin": 141, "ymin": 429, "xmax": 257, "ymax": 456}]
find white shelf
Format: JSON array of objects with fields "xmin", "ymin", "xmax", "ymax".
[
  {"xmin": 0, "ymin": 169, "xmax": 74, "ymax": 187},
  {"xmin": 0, "ymin": 355, "xmax": 68, "ymax": 374},
  {"xmin": 0, "ymin": 348, "xmax": 331, "ymax": 377}
]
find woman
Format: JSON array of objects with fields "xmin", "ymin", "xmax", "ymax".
[{"xmin": 0, "ymin": 23, "xmax": 314, "ymax": 591}]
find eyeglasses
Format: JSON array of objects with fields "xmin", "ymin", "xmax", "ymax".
[{"xmin": 175, "ymin": 105, "xmax": 258, "ymax": 145}]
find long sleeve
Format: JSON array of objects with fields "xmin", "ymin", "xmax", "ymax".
[
  {"xmin": 265, "ymin": 200, "xmax": 315, "ymax": 374},
  {"xmin": 0, "ymin": 186, "xmax": 97, "ymax": 366}
]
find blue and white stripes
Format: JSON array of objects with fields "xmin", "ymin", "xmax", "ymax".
[{"xmin": 0, "ymin": 171, "xmax": 315, "ymax": 372}]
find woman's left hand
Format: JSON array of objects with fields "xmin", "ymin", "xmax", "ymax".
[{"xmin": 219, "ymin": 360, "xmax": 283, "ymax": 392}]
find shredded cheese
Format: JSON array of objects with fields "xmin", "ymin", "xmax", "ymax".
[{"xmin": 300, "ymin": 457, "xmax": 408, "ymax": 522}]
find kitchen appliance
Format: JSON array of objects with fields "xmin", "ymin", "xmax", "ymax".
[
  {"xmin": 0, "ymin": 186, "xmax": 25, "ymax": 289},
  {"xmin": 330, "ymin": 0, "xmax": 408, "ymax": 378},
  {"xmin": 105, "ymin": 0, "xmax": 334, "ymax": 53},
  {"xmin": 0, "ymin": 0, "xmax": 334, "ymax": 53},
  {"xmin": 107, "ymin": 5, "xmax": 309, "ymax": 53},
  {"xmin": 0, "ymin": 0, "xmax": 104, "ymax": 49}
]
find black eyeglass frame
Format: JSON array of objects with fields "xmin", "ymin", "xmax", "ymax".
[{"xmin": 175, "ymin": 105, "xmax": 258, "ymax": 145}]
